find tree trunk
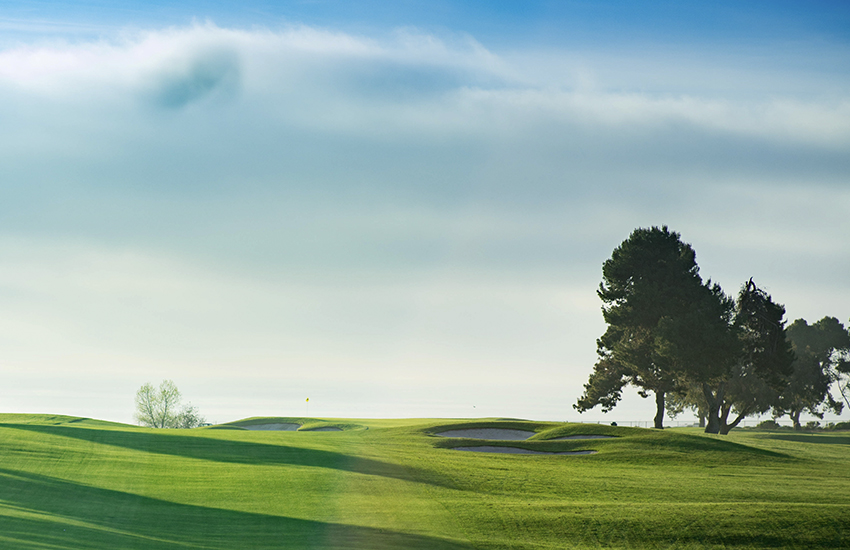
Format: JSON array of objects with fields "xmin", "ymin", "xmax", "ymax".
[
  {"xmin": 653, "ymin": 391, "xmax": 665, "ymax": 429},
  {"xmin": 791, "ymin": 409, "xmax": 802, "ymax": 431},
  {"xmin": 698, "ymin": 408, "xmax": 706, "ymax": 428},
  {"xmin": 718, "ymin": 402, "xmax": 733, "ymax": 434},
  {"xmin": 703, "ymin": 383, "xmax": 723, "ymax": 434},
  {"xmin": 705, "ymin": 413, "xmax": 721, "ymax": 434},
  {"xmin": 719, "ymin": 410, "xmax": 748, "ymax": 435}
]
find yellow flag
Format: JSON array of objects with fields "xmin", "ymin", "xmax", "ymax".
[{"xmin": 306, "ymin": 398, "xmax": 309, "ymax": 402}]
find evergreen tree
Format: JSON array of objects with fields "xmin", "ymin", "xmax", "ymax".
[
  {"xmin": 775, "ymin": 317, "xmax": 850, "ymax": 429},
  {"xmin": 699, "ymin": 279, "xmax": 794, "ymax": 434},
  {"xmin": 575, "ymin": 226, "xmax": 714, "ymax": 428}
]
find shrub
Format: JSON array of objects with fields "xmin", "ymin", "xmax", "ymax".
[{"xmin": 756, "ymin": 419, "xmax": 780, "ymax": 430}]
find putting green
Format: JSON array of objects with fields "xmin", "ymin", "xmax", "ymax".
[{"xmin": 0, "ymin": 414, "xmax": 848, "ymax": 549}]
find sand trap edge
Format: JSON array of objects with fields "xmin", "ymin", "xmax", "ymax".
[
  {"xmin": 242, "ymin": 423, "xmax": 300, "ymax": 431},
  {"xmin": 451, "ymin": 446, "xmax": 597, "ymax": 455},
  {"xmin": 436, "ymin": 428, "xmax": 536, "ymax": 440},
  {"xmin": 546, "ymin": 435, "xmax": 615, "ymax": 440}
]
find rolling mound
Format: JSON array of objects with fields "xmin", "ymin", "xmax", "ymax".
[
  {"xmin": 222, "ymin": 417, "xmax": 365, "ymax": 432},
  {"xmin": 243, "ymin": 423, "xmax": 300, "ymax": 431},
  {"xmin": 452, "ymin": 446, "xmax": 597, "ymax": 455},
  {"xmin": 436, "ymin": 428, "xmax": 536, "ymax": 440},
  {"xmin": 0, "ymin": 414, "xmax": 838, "ymax": 549}
]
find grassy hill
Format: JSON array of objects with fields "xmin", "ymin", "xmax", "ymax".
[{"xmin": 0, "ymin": 414, "xmax": 847, "ymax": 549}]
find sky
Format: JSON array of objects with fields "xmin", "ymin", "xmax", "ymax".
[{"xmin": 0, "ymin": 1, "xmax": 848, "ymax": 426}]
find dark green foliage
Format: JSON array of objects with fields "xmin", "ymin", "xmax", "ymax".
[
  {"xmin": 735, "ymin": 279, "xmax": 795, "ymax": 388},
  {"xmin": 577, "ymin": 226, "xmax": 806, "ymax": 435},
  {"xmin": 775, "ymin": 317, "xmax": 850, "ymax": 429},
  {"xmin": 576, "ymin": 226, "xmax": 712, "ymax": 428},
  {"xmin": 652, "ymin": 278, "xmax": 794, "ymax": 435},
  {"xmin": 667, "ymin": 290, "xmax": 845, "ymax": 436},
  {"xmin": 574, "ymin": 355, "xmax": 629, "ymax": 413},
  {"xmin": 700, "ymin": 279, "xmax": 795, "ymax": 434}
]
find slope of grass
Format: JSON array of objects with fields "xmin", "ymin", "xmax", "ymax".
[
  {"xmin": 222, "ymin": 416, "xmax": 368, "ymax": 432},
  {"xmin": 0, "ymin": 414, "xmax": 847, "ymax": 549}
]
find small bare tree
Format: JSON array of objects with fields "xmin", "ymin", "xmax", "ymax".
[
  {"xmin": 134, "ymin": 382, "xmax": 161, "ymax": 427},
  {"xmin": 134, "ymin": 380, "xmax": 202, "ymax": 428},
  {"xmin": 177, "ymin": 402, "xmax": 206, "ymax": 429}
]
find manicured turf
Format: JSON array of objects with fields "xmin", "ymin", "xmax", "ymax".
[{"xmin": 0, "ymin": 414, "xmax": 848, "ymax": 549}]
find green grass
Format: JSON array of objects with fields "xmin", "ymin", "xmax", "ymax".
[{"xmin": 0, "ymin": 414, "xmax": 848, "ymax": 549}]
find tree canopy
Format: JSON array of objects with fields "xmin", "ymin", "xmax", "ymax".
[
  {"xmin": 575, "ymin": 226, "xmax": 713, "ymax": 429},
  {"xmin": 776, "ymin": 316, "xmax": 850, "ymax": 428},
  {"xmin": 575, "ymin": 226, "xmax": 821, "ymax": 434},
  {"xmin": 698, "ymin": 279, "xmax": 794, "ymax": 434},
  {"xmin": 135, "ymin": 380, "xmax": 206, "ymax": 429}
]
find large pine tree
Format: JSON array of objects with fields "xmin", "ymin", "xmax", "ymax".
[{"xmin": 575, "ymin": 226, "xmax": 714, "ymax": 428}]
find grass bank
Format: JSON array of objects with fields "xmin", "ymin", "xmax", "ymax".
[{"xmin": 0, "ymin": 414, "xmax": 847, "ymax": 549}]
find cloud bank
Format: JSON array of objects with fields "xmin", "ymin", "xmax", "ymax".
[{"xmin": 0, "ymin": 23, "xmax": 848, "ymax": 423}]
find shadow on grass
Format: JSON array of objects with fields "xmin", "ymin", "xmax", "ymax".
[
  {"xmin": 577, "ymin": 505, "xmax": 849, "ymax": 550},
  {"xmin": 0, "ymin": 424, "xmax": 451, "ymax": 488},
  {"xmin": 0, "ymin": 468, "xmax": 473, "ymax": 550},
  {"xmin": 652, "ymin": 433, "xmax": 793, "ymax": 458},
  {"xmin": 759, "ymin": 433, "xmax": 850, "ymax": 446}
]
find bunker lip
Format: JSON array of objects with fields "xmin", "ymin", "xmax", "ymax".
[
  {"xmin": 436, "ymin": 428, "xmax": 536, "ymax": 440},
  {"xmin": 242, "ymin": 423, "xmax": 300, "ymax": 431},
  {"xmin": 301, "ymin": 426, "xmax": 343, "ymax": 432},
  {"xmin": 451, "ymin": 446, "xmax": 597, "ymax": 455},
  {"xmin": 546, "ymin": 435, "xmax": 615, "ymax": 440}
]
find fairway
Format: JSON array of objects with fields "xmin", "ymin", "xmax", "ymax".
[{"xmin": 0, "ymin": 414, "xmax": 848, "ymax": 549}]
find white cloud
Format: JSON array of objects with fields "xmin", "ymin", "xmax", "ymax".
[
  {"xmin": 0, "ymin": 23, "xmax": 847, "ymax": 147},
  {"xmin": 0, "ymin": 22, "xmax": 847, "ymax": 423}
]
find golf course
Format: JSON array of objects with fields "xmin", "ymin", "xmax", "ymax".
[{"xmin": 0, "ymin": 414, "xmax": 847, "ymax": 549}]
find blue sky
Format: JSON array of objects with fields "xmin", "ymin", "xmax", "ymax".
[
  {"xmin": 0, "ymin": 1, "xmax": 848, "ymax": 425},
  {"xmin": 4, "ymin": 1, "xmax": 850, "ymax": 50}
]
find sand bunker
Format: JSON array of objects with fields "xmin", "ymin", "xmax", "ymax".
[
  {"xmin": 452, "ymin": 446, "xmax": 597, "ymax": 455},
  {"xmin": 436, "ymin": 428, "xmax": 536, "ymax": 440},
  {"xmin": 302, "ymin": 426, "xmax": 343, "ymax": 432},
  {"xmin": 548, "ymin": 435, "xmax": 614, "ymax": 440},
  {"xmin": 243, "ymin": 423, "xmax": 300, "ymax": 431}
]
